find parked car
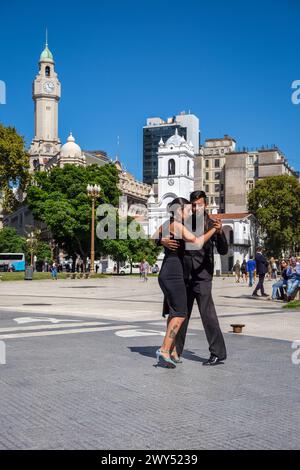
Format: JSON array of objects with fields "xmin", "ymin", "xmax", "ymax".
[{"xmin": 120, "ymin": 263, "xmax": 140, "ymax": 275}]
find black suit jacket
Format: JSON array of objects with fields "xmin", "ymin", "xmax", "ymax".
[
  {"xmin": 184, "ymin": 215, "xmax": 228, "ymax": 281},
  {"xmin": 255, "ymin": 253, "xmax": 268, "ymax": 275}
]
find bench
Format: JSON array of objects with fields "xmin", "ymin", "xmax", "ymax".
[{"xmin": 289, "ymin": 285, "xmax": 300, "ymax": 301}]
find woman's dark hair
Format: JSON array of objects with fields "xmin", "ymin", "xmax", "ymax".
[{"xmin": 167, "ymin": 197, "xmax": 190, "ymax": 215}]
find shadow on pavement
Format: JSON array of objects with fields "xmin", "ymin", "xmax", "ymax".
[{"xmin": 128, "ymin": 346, "xmax": 208, "ymax": 363}]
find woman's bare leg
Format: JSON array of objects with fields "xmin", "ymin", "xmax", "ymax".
[{"xmin": 160, "ymin": 316, "xmax": 185, "ymax": 358}]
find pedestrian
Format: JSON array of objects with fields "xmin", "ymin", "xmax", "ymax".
[
  {"xmin": 286, "ymin": 257, "xmax": 300, "ymax": 301},
  {"xmin": 51, "ymin": 262, "xmax": 58, "ymax": 280},
  {"xmin": 153, "ymin": 196, "xmax": 218, "ymax": 368},
  {"xmin": 246, "ymin": 256, "xmax": 256, "ymax": 287},
  {"xmin": 142, "ymin": 259, "xmax": 149, "ymax": 282},
  {"xmin": 270, "ymin": 259, "xmax": 289, "ymax": 300},
  {"xmin": 139, "ymin": 261, "xmax": 144, "ymax": 280},
  {"xmin": 270, "ymin": 257, "xmax": 278, "ymax": 280},
  {"xmin": 252, "ymin": 247, "xmax": 269, "ymax": 297},
  {"xmin": 233, "ymin": 260, "xmax": 241, "ymax": 283},
  {"xmin": 241, "ymin": 259, "xmax": 247, "ymax": 283},
  {"xmin": 267, "ymin": 259, "xmax": 273, "ymax": 280}
]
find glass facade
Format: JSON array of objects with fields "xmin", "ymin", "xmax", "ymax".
[{"xmin": 143, "ymin": 124, "xmax": 187, "ymax": 185}]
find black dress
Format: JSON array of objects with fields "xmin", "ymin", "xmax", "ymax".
[{"xmin": 158, "ymin": 220, "xmax": 188, "ymax": 318}]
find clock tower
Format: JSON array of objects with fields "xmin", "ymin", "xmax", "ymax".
[{"xmin": 29, "ymin": 35, "xmax": 61, "ymax": 171}]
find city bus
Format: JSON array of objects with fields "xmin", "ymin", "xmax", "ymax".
[{"xmin": 0, "ymin": 253, "xmax": 26, "ymax": 272}]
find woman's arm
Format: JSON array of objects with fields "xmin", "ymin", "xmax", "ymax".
[{"xmin": 172, "ymin": 221, "xmax": 216, "ymax": 249}]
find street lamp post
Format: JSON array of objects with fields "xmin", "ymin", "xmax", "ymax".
[{"xmin": 87, "ymin": 184, "xmax": 101, "ymax": 274}]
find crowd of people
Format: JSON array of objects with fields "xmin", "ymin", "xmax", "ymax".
[{"xmin": 233, "ymin": 249, "xmax": 300, "ymax": 302}]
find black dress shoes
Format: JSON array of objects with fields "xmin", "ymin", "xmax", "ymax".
[{"xmin": 202, "ymin": 355, "xmax": 225, "ymax": 366}]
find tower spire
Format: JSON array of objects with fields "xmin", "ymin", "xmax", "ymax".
[{"xmin": 45, "ymin": 28, "xmax": 48, "ymax": 47}]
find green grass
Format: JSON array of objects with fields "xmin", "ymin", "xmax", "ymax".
[
  {"xmin": 0, "ymin": 272, "xmax": 107, "ymax": 282},
  {"xmin": 283, "ymin": 300, "xmax": 300, "ymax": 309}
]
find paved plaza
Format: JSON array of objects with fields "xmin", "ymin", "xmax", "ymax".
[{"xmin": 0, "ymin": 276, "xmax": 299, "ymax": 449}]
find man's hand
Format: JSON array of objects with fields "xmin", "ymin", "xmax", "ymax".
[
  {"xmin": 160, "ymin": 238, "xmax": 180, "ymax": 251},
  {"xmin": 213, "ymin": 218, "xmax": 223, "ymax": 234}
]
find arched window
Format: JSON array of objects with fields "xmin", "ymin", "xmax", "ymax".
[
  {"xmin": 45, "ymin": 66, "xmax": 51, "ymax": 77},
  {"xmin": 187, "ymin": 160, "xmax": 190, "ymax": 176},
  {"xmin": 168, "ymin": 159, "xmax": 175, "ymax": 176}
]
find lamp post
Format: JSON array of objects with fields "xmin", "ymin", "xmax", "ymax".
[{"xmin": 87, "ymin": 184, "xmax": 101, "ymax": 274}]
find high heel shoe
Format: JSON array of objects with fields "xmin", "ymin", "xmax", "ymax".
[
  {"xmin": 171, "ymin": 355, "xmax": 182, "ymax": 364},
  {"xmin": 156, "ymin": 349, "xmax": 176, "ymax": 368}
]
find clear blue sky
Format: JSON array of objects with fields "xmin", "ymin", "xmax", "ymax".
[{"xmin": 0, "ymin": 0, "xmax": 299, "ymax": 179}]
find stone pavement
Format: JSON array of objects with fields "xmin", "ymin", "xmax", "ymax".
[
  {"xmin": 0, "ymin": 276, "xmax": 299, "ymax": 449},
  {"xmin": 1, "ymin": 276, "xmax": 299, "ymax": 341}
]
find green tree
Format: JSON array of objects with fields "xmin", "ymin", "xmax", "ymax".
[
  {"xmin": 0, "ymin": 124, "xmax": 30, "ymax": 212},
  {"xmin": 248, "ymin": 175, "xmax": 300, "ymax": 257},
  {"xmin": 101, "ymin": 221, "xmax": 161, "ymax": 273},
  {"xmin": 0, "ymin": 227, "xmax": 27, "ymax": 254},
  {"xmin": 26, "ymin": 163, "xmax": 121, "ymax": 263}
]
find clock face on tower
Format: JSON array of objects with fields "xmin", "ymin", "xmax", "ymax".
[{"xmin": 43, "ymin": 81, "xmax": 55, "ymax": 93}]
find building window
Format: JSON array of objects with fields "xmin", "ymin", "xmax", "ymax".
[
  {"xmin": 215, "ymin": 172, "xmax": 221, "ymax": 180},
  {"xmin": 210, "ymin": 197, "xmax": 214, "ymax": 204},
  {"xmin": 229, "ymin": 230, "xmax": 234, "ymax": 244},
  {"xmin": 221, "ymin": 184, "xmax": 224, "ymax": 191},
  {"xmin": 215, "ymin": 197, "xmax": 220, "ymax": 205},
  {"xmin": 215, "ymin": 184, "xmax": 220, "ymax": 192},
  {"xmin": 215, "ymin": 159, "xmax": 220, "ymax": 168},
  {"xmin": 187, "ymin": 160, "xmax": 190, "ymax": 176},
  {"xmin": 205, "ymin": 160, "xmax": 209, "ymax": 168},
  {"xmin": 205, "ymin": 172, "xmax": 209, "ymax": 180},
  {"xmin": 205, "ymin": 184, "xmax": 209, "ymax": 193},
  {"xmin": 220, "ymin": 196, "xmax": 224, "ymax": 203},
  {"xmin": 45, "ymin": 66, "xmax": 51, "ymax": 77},
  {"xmin": 168, "ymin": 159, "xmax": 175, "ymax": 176}
]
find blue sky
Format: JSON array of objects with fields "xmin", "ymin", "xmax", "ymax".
[{"xmin": 0, "ymin": 0, "xmax": 299, "ymax": 179}]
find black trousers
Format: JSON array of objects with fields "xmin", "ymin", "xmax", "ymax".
[
  {"xmin": 253, "ymin": 273, "xmax": 266, "ymax": 295},
  {"xmin": 175, "ymin": 279, "xmax": 227, "ymax": 360}
]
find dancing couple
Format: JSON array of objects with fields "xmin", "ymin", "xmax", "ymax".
[{"xmin": 153, "ymin": 191, "xmax": 228, "ymax": 369}]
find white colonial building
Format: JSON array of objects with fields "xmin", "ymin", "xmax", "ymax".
[
  {"xmin": 147, "ymin": 130, "xmax": 195, "ymax": 236},
  {"xmin": 213, "ymin": 212, "xmax": 257, "ymax": 275}
]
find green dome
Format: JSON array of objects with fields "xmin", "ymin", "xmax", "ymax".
[{"xmin": 40, "ymin": 45, "xmax": 53, "ymax": 62}]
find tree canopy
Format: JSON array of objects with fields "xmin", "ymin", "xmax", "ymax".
[
  {"xmin": 0, "ymin": 227, "xmax": 27, "ymax": 254},
  {"xmin": 0, "ymin": 123, "xmax": 30, "ymax": 212},
  {"xmin": 26, "ymin": 163, "xmax": 160, "ymax": 267},
  {"xmin": 26, "ymin": 163, "xmax": 121, "ymax": 262},
  {"xmin": 248, "ymin": 175, "xmax": 300, "ymax": 257}
]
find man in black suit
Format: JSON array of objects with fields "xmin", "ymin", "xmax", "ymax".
[
  {"xmin": 160, "ymin": 191, "xmax": 228, "ymax": 366},
  {"xmin": 252, "ymin": 247, "xmax": 269, "ymax": 297}
]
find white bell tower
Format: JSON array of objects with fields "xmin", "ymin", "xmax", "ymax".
[
  {"xmin": 29, "ymin": 32, "xmax": 61, "ymax": 171},
  {"xmin": 157, "ymin": 129, "xmax": 195, "ymax": 208}
]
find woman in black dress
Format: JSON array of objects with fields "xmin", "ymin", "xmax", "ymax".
[{"xmin": 153, "ymin": 197, "xmax": 217, "ymax": 368}]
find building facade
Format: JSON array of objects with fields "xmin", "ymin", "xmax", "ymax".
[
  {"xmin": 225, "ymin": 147, "xmax": 298, "ymax": 213},
  {"xmin": 194, "ymin": 135, "xmax": 236, "ymax": 213},
  {"xmin": 143, "ymin": 112, "xmax": 199, "ymax": 185}
]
